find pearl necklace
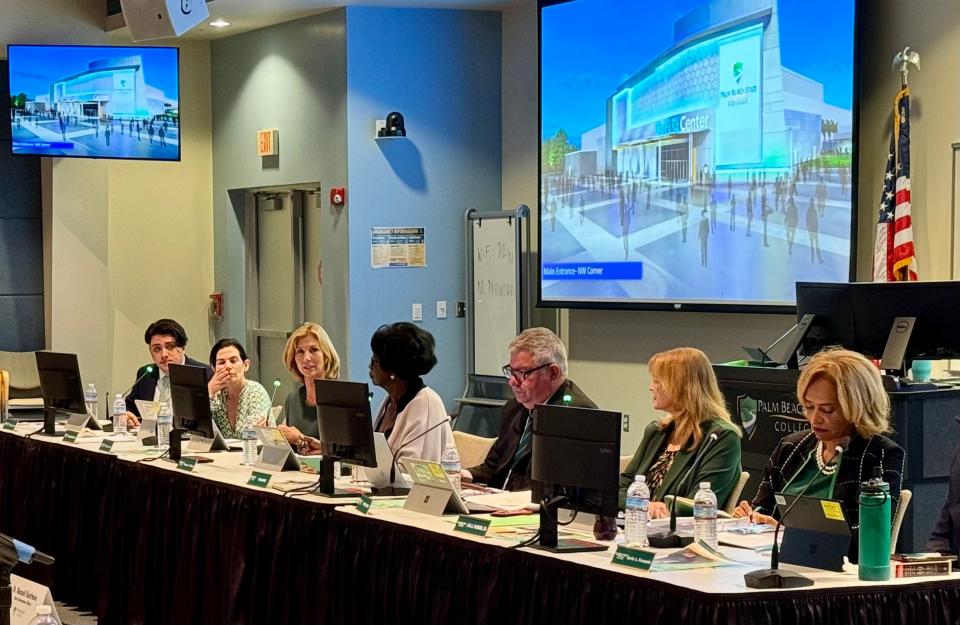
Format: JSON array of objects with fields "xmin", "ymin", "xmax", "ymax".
[{"xmin": 815, "ymin": 441, "xmax": 839, "ymax": 475}]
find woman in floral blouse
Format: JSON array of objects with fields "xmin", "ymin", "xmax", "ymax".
[{"xmin": 207, "ymin": 338, "xmax": 275, "ymax": 439}]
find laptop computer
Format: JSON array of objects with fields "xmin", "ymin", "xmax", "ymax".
[
  {"xmin": 401, "ymin": 458, "xmax": 497, "ymax": 516},
  {"xmin": 775, "ymin": 493, "xmax": 852, "ymax": 572}
]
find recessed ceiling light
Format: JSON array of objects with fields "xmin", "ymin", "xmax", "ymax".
[{"xmin": 209, "ymin": 19, "xmax": 231, "ymax": 28}]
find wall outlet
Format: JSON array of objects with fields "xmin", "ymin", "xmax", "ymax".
[
  {"xmin": 622, "ymin": 413, "xmax": 630, "ymax": 432},
  {"xmin": 412, "ymin": 303, "xmax": 422, "ymax": 322},
  {"xmin": 436, "ymin": 300, "xmax": 447, "ymax": 319}
]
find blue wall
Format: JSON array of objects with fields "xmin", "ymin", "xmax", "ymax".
[
  {"xmin": 345, "ymin": 7, "xmax": 502, "ymax": 407},
  {"xmin": 0, "ymin": 60, "xmax": 43, "ymax": 351}
]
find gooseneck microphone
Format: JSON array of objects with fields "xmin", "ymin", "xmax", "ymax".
[
  {"xmin": 122, "ymin": 365, "xmax": 155, "ymax": 398},
  {"xmin": 269, "ymin": 379, "xmax": 282, "ymax": 406},
  {"xmin": 648, "ymin": 431, "xmax": 720, "ymax": 549},
  {"xmin": 744, "ymin": 436, "xmax": 850, "ymax": 589},
  {"xmin": 375, "ymin": 415, "xmax": 456, "ymax": 496}
]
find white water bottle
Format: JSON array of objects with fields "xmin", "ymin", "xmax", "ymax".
[
  {"xmin": 241, "ymin": 423, "xmax": 258, "ymax": 465},
  {"xmin": 441, "ymin": 444, "xmax": 462, "ymax": 493},
  {"xmin": 112, "ymin": 393, "xmax": 127, "ymax": 436},
  {"xmin": 27, "ymin": 604, "xmax": 58, "ymax": 625},
  {"xmin": 693, "ymin": 481, "xmax": 718, "ymax": 549},
  {"xmin": 84, "ymin": 383, "xmax": 98, "ymax": 420},
  {"xmin": 157, "ymin": 401, "xmax": 172, "ymax": 448},
  {"xmin": 624, "ymin": 474, "xmax": 650, "ymax": 547}
]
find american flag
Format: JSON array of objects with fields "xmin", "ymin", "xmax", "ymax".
[{"xmin": 873, "ymin": 88, "xmax": 918, "ymax": 282}]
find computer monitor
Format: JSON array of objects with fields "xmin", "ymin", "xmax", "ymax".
[
  {"xmin": 168, "ymin": 363, "xmax": 227, "ymax": 453},
  {"xmin": 35, "ymin": 351, "xmax": 89, "ymax": 435},
  {"xmin": 851, "ymin": 281, "xmax": 960, "ymax": 371},
  {"xmin": 530, "ymin": 404, "xmax": 622, "ymax": 553},
  {"xmin": 795, "ymin": 282, "xmax": 856, "ymax": 362},
  {"xmin": 313, "ymin": 379, "xmax": 377, "ymax": 497}
]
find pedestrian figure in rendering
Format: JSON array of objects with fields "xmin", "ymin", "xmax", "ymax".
[
  {"xmin": 806, "ymin": 198, "xmax": 824, "ymax": 264},
  {"xmin": 698, "ymin": 210, "xmax": 710, "ymax": 267},
  {"xmin": 785, "ymin": 195, "xmax": 798, "ymax": 254}
]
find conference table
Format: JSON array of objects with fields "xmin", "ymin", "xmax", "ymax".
[{"xmin": 1, "ymin": 423, "xmax": 959, "ymax": 625}]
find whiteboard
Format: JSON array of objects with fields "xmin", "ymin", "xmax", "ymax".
[{"xmin": 468, "ymin": 210, "xmax": 525, "ymax": 376}]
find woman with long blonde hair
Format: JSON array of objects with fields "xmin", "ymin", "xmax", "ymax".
[{"xmin": 619, "ymin": 347, "xmax": 742, "ymax": 518}]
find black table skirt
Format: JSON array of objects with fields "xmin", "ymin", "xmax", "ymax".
[
  {"xmin": 0, "ymin": 434, "xmax": 337, "ymax": 625},
  {"xmin": 4, "ymin": 431, "xmax": 960, "ymax": 625},
  {"xmin": 326, "ymin": 511, "xmax": 960, "ymax": 625}
]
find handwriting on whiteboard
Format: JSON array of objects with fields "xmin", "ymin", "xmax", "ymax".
[{"xmin": 475, "ymin": 242, "xmax": 515, "ymax": 264}]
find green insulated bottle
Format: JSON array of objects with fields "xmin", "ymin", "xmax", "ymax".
[{"xmin": 858, "ymin": 467, "xmax": 891, "ymax": 581}]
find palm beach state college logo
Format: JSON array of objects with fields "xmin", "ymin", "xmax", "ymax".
[
  {"xmin": 733, "ymin": 61, "xmax": 744, "ymax": 84},
  {"xmin": 737, "ymin": 394, "xmax": 758, "ymax": 438}
]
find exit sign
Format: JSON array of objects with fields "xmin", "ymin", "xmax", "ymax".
[{"xmin": 257, "ymin": 129, "xmax": 279, "ymax": 156}]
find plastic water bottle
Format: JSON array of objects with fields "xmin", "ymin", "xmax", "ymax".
[
  {"xmin": 441, "ymin": 444, "xmax": 462, "ymax": 493},
  {"xmin": 241, "ymin": 423, "xmax": 258, "ymax": 465},
  {"xmin": 624, "ymin": 474, "xmax": 650, "ymax": 547},
  {"xmin": 84, "ymin": 383, "xmax": 99, "ymax": 420},
  {"xmin": 157, "ymin": 401, "xmax": 172, "ymax": 448},
  {"xmin": 693, "ymin": 481, "xmax": 718, "ymax": 549},
  {"xmin": 112, "ymin": 393, "xmax": 127, "ymax": 436},
  {"xmin": 27, "ymin": 604, "xmax": 58, "ymax": 625}
]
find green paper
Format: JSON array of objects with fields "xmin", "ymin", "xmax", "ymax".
[
  {"xmin": 99, "ymin": 439, "xmax": 115, "ymax": 453},
  {"xmin": 611, "ymin": 546, "xmax": 655, "ymax": 571},
  {"xmin": 177, "ymin": 457, "xmax": 198, "ymax": 472},
  {"xmin": 454, "ymin": 515, "xmax": 492, "ymax": 537},
  {"xmin": 247, "ymin": 471, "xmax": 271, "ymax": 488}
]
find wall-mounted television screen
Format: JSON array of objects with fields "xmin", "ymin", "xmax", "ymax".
[
  {"xmin": 539, "ymin": 0, "xmax": 857, "ymax": 311},
  {"xmin": 7, "ymin": 44, "xmax": 180, "ymax": 161}
]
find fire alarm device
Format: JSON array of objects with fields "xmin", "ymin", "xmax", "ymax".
[
  {"xmin": 330, "ymin": 187, "xmax": 346, "ymax": 207},
  {"xmin": 209, "ymin": 292, "xmax": 223, "ymax": 320}
]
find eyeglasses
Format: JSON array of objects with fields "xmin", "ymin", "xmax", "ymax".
[{"xmin": 501, "ymin": 362, "xmax": 553, "ymax": 383}]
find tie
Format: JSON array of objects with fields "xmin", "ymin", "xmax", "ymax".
[
  {"xmin": 157, "ymin": 375, "xmax": 171, "ymax": 406},
  {"xmin": 510, "ymin": 412, "xmax": 533, "ymax": 469}
]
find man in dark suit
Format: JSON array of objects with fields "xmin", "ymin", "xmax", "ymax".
[
  {"xmin": 927, "ymin": 418, "xmax": 960, "ymax": 557},
  {"xmin": 464, "ymin": 328, "xmax": 595, "ymax": 491},
  {"xmin": 124, "ymin": 318, "xmax": 212, "ymax": 427}
]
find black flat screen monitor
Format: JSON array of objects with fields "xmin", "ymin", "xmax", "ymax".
[
  {"xmin": 851, "ymin": 281, "xmax": 960, "ymax": 364},
  {"xmin": 169, "ymin": 363, "xmax": 226, "ymax": 450},
  {"xmin": 7, "ymin": 44, "xmax": 180, "ymax": 161},
  {"xmin": 35, "ymin": 351, "xmax": 87, "ymax": 434},
  {"xmin": 313, "ymin": 379, "xmax": 377, "ymax": 497},
  {"xmin": 795, "ymin": 281, "xmax": 856, "ymax": 358},
  {"xmin": 531, "ymin": 404, "xmax": 622, "ymax": 552}
]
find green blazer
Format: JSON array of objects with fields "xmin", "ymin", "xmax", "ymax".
[{"xmin": 618, "ymin": 418, "xmax": 742, "ymax": 509}]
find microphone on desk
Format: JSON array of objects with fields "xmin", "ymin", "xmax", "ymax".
[
  {"xmin": 122, "ymin": 365, "xmax": 155, "ymax": 398},
  {"xmin": 374, "ymin": 414, "xmax": 457, "ymax": 496},
  {"xmin": 648, "ymin": 432, "xmax": 719, "ymax": 549},
  {"xmin": 269, "ymin": 379, "xmax": 282, "ymax": 406},
  {"xmin": 744, "ymin": 436, "xmax": 850, "ymax": 589},
  {"xmin": 0, "ymin": 533, "xmax": 55, "ymax": 568}
]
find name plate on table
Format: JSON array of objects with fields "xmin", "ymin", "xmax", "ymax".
[
  {"xmin": 177, "ymin": 457, "xmax": 198, "ymax": 472},
  {"xmin": 99, "ymin": 439, "xmax": 115, "ymax": 453},
  {"xmin": 356, "ymin": 495, "xmax": 373, "ymax": 514},
  {"xmin": 65, "ymin": 411, "xmax": 101, "ymax": 432},
  {"xmin": 10, "ymin": 573, "xmax": 60, "ymax": 625},
  {"xmin": 63, "ymin": 430, "xmax": 79, "ymax": 444},
  {"xmin": 253, "ymin": 426, "xmax": 301, "ymax": 472},
  {"xmin": 454, "ymin": 515, "xmax": 491, "ymax": 537},
  {"xmin": 135, "ymin": 400, "xmax": 160, "ymax": 446},
  {"xmin": 611, "ymin": 546, "xmax": 655, "ymax": 571},
  {"xmin": 3, "ymin": 419, "xmax": 18, "ymax": 431},
  {"xmin": 247, "ymin": 471, "xmax": 272, "ymax": 488}
]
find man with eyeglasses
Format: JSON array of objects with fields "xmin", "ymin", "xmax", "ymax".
[
  {"xmin": 463, "ymin": 327, "xmax": 595, "ymax": 491},
  {"xmin": 124, "ymin": 318, "xmax": 212, "ymax": 427}
]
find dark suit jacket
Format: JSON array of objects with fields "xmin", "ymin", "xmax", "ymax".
[
  {"xmin": 465, "ymin": 379, "xmax": 596, "ymax": 491},
  {"xmin": 751, "ymin": 430, "xmax": 904, "ymax": 562},
  {"xmin": 618, "ymin": 418, "xmax": 742, "ymax": 509},
  {"xmin": 927, "ymin": 420, "xmax": 960, "ymax": 556},
  {"xmin": 125, "ymin": 356, "xmax": 213, "ymax": 416}
]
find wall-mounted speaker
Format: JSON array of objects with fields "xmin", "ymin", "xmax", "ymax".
[{"xmin": 119, "ymin": 0, "xmax": 209, "ymax": 41}]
